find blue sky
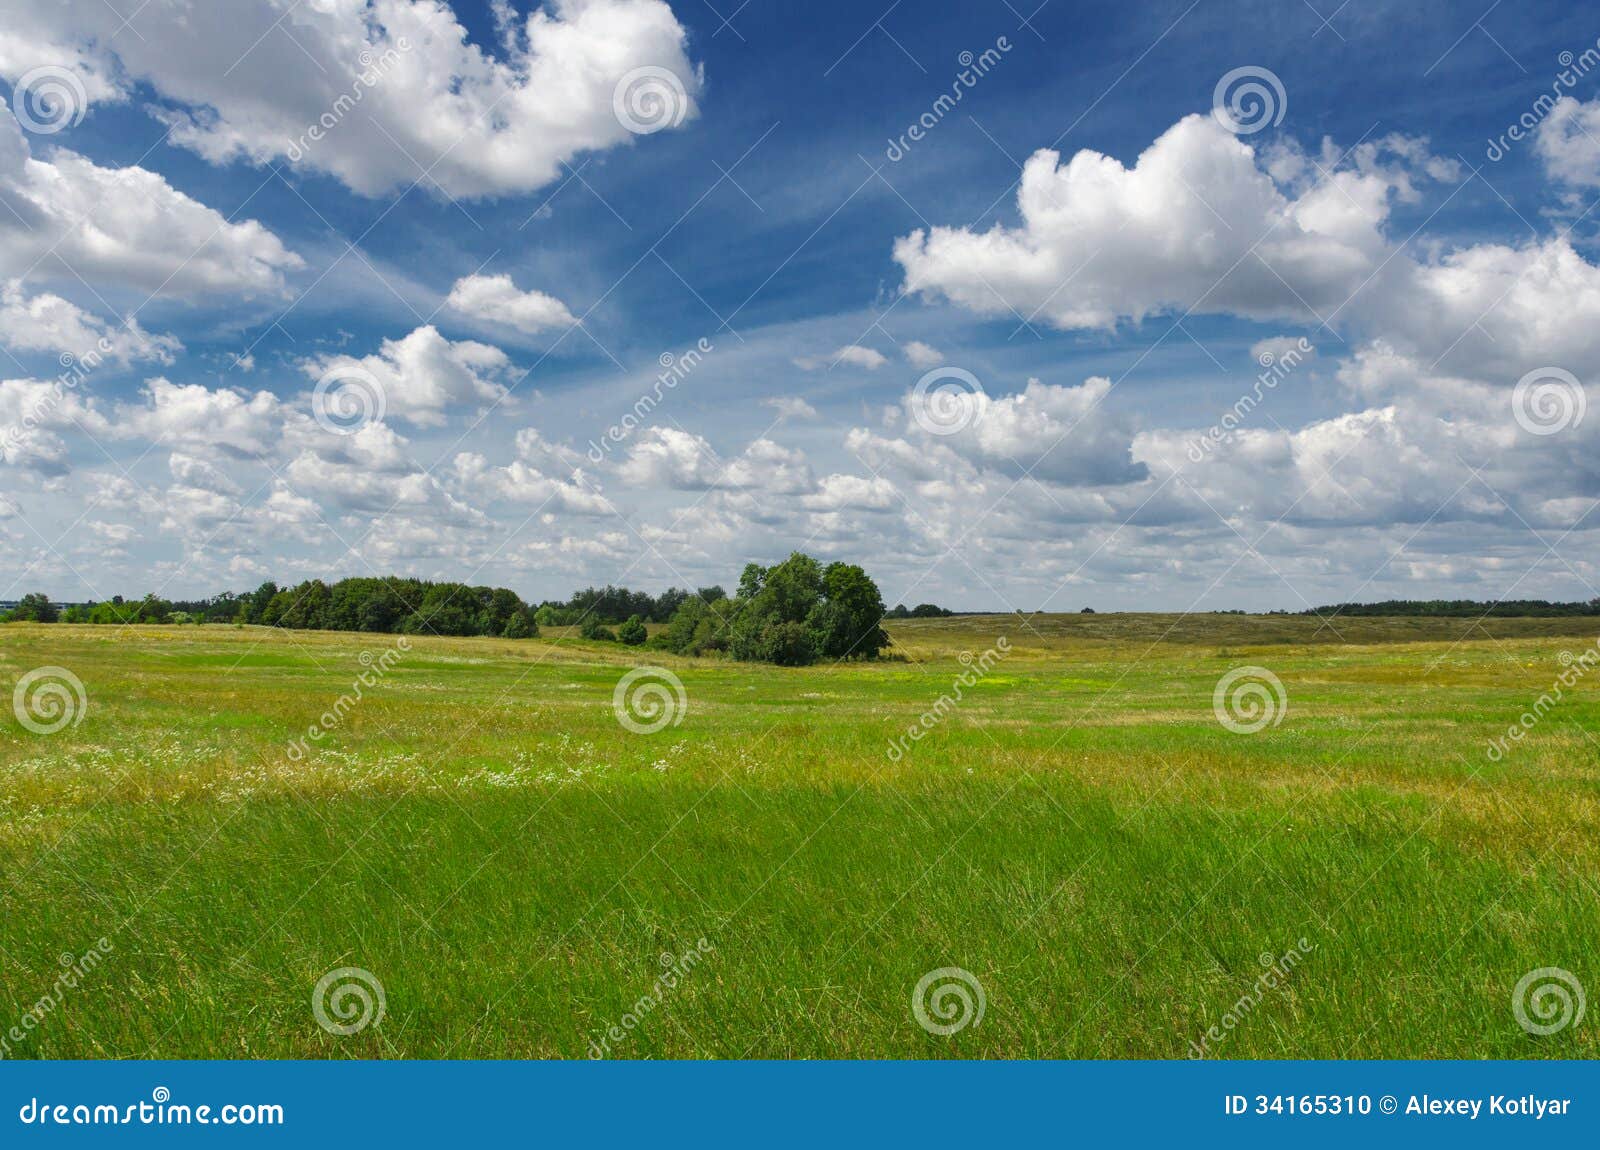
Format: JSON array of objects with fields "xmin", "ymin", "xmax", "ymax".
[{"xmin": 3, "ymin": 0, "xmax": 1600, "ymax": 610}]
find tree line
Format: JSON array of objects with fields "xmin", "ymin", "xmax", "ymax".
[
  {"xmin": 1301, "ymin": 599, "xmax": 1600, "ymax": 618},
  {"xmin": 3, "ymin": 553, "xmax": 923, "ymax": 665}
]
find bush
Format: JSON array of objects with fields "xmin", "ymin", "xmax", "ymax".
[
  {"xmin": 617, "ymin": 616, "xmax": 648, "ymax": 646},
  {"xmin": 501, "ymin": 611, "xmax": 537, "ymax": 639}
]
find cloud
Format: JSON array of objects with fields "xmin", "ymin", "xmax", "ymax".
[
  {"xmin": 0, "ymin": 280, "xmax": 181, "ymax": 362},
  {"xmin": 0, "ymin": 375, "xmax": 110, "ymax": 473},
  {"xmin": 0, "ymin": 107, "xmax": 301, "ymax": 296},
  {"xmin": 617, "ymin": 427, "xmax": 813, "ymax": 493},
  {"xmin": 802, "ymin": 473, "xmax": 898, "ymax": 511},
  {"xmin": 168, "ymin": 452, "xmax": 242, "ymax": 496},
  {"xmin": 0, "ymin": 0, "xmax": 703, "ymax": 199},
  {"xmin": 301, "ymin": 325, "xmax": 512, "ymax": 427},
  {"xmin": 874, "ymin": 375, "xmax": 1147, "ymax": 486},
  {"xmin": 893, "ymin": 115, "xmax": 1447, "ymax": 330},
  {"xmin": 282, "ymin": 421, "xmax": 484, "ymax": 524},
  {"xmin": 903, "ymin": 340, "xmax": 943, "ymax": 368},
  {"xmin": 457, "ymin": 455, "xmax": 613, "ymax": 515},
  {"xmin": 794, "ymin": 344, "xmax": 888, "ymax": 371},
  {"xmin": 1249, "ymin": 335, "xmax": 1315, "ymax": 367},
  {"xmin": 1537, "ymin": 97, "xmax": 1600, "ymax": 188},
  {"xmin": 117, "ymin": 379, "xmax": 284, "ymax": 459},
  {"xmin": 762, "ymin": 396, "xmax": 818, "ymax": 419},
  {"xmin": 445, "ymin": 273, "xmax": 577, "ymax": 335}
]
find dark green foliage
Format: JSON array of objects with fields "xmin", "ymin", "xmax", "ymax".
[
  {"xmin": 663, "ymin": 552, "xmax": 890, "ymax": 666},
  {"xmin": 617, "ymin": 616, "xmax": 648, "ymax": 646},
  {"xmin": 886, "ymin": 601, "xmax": 953, "ymax": 619},
  {"xmin": 547, "ymin": 584, "xmax": 692, "ymax": 625},
  {"xmin": 501, "ymin": 610, "xmax": 535, "ymax": 639},
  {"xmin": 1305, "ymin": 599, "xmax": 1600, "ymax": 618},
  {"xmin": 3, "ymin": 592, "xmax": 58, "ymax": 623},
  {"xmin": 62, "ymin": 577, "xmax": 539, "ymax": 640},
  {"xmin": 579, "ymin": 616, "xmax": 616, "ymax": 642}
]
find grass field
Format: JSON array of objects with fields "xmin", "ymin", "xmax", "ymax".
[{"xmin": 2, "ymin": 613, "xmax": 1598, "ymax": 1059}]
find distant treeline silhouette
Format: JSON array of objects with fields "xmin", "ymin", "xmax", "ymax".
[{"xmin": 1302, "ymin": 599, "xmax": 1600, "ymax": 618}]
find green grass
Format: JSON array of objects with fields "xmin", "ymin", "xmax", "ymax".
[{"xmin": 1, "ymin": 614, "xmax": 1598, "ymax": 1059}]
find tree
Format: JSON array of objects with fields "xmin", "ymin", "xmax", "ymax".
[
  {"xmin": 617, "ymin": 615, "xmax": 648, "ymax": 646},
  {"xmin": 813, "ymin": 563, "xmax": 888, "ymax": 659},
  {"xmin": 134, "ymin": 594, "xmax": 172, "ymax": 624},
  {"xmin": 501, "ymin": 610, "xmax": 537, "ymax": 639},
  {"xmin": 737, "ymin": 562, "xmax": 766, "ymax": 601},
  {"xmin": 664, "ymin": 553, "xmax": 890, "ymax": 666},
  {"xmin": 406, "ymin": 583, "xmax": 478, "ymax": 636},
  {"xmin": 579, "ymin": 616, "xmax": 615, "ymax": 642},
  {"xmin": 8, "ymin": 592, "xmax": 58, "ymax": 623},
  {"xmin": 246, "ymin": 581, "xmax": 279, "ymax": 623}
]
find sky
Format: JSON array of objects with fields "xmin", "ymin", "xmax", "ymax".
[{"xmin": 2, "ymin": 0, "xmax": 1600, "ymax": 612}]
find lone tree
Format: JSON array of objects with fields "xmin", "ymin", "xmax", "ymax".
[{"xmin": 663, "ymin": 552, "xmax": 889, "ymax": 666}]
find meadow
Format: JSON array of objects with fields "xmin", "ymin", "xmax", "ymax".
[{"xmin": 1, "ymin": 612, "xmax": 1597, "ymax": 1059}]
